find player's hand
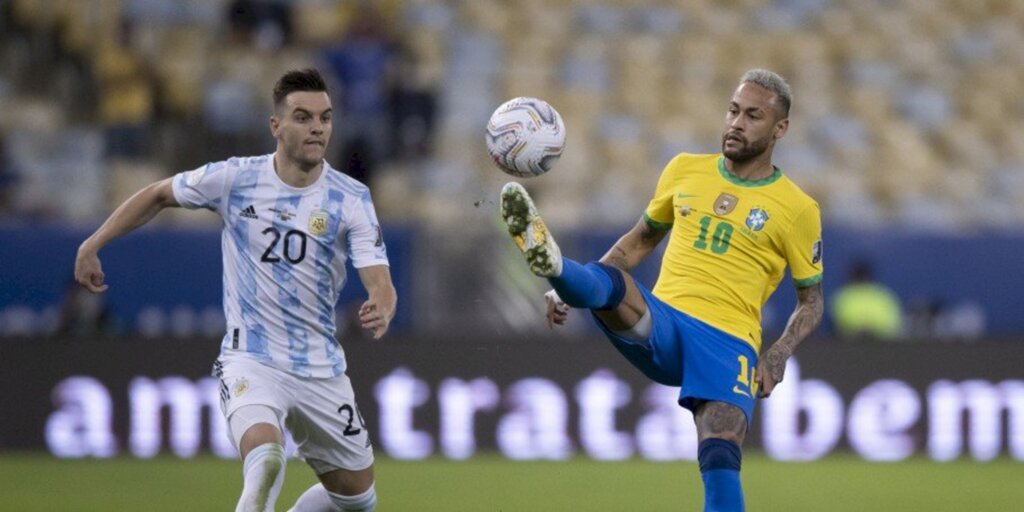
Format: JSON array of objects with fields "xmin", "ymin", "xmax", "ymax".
[
  {"xmin": 545, "ymin": 289, "xmax": 569, "ymax": 329},
  {"xmin": 359, "ymin": 299, "xmax": 394, "ymax": 340},
  {"xmin": 74, "ymin": 245, "xmax": 109, "ymax": 293},
  {"xmin": 755, "ymin": 343, "xmax": 791, "ymax": 398}
]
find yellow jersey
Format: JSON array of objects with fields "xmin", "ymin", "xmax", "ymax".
[{"xmin": 643, "ymin": 153, "xmax": 823, "ymax": 352}]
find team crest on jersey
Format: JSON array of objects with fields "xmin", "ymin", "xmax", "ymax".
[
  {"xmin": 232, "ymin": 377, "xmax": 249, "ymax": 398},
  {"xmin": 309, "ymin": 210, "xmax": 329, "ymax": 236},
  {"xmin": 745, "ymin": 208, "xmax": 770, "ymax": 231},
  {"xmin": 714, "ymin": 193, "xmax": 739, "ymax": 215}
]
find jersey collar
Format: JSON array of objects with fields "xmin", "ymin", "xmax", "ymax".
[
  {"xmin": 268, "ymin": 153, "xmax": 331, "ymax": 192},
  {"xmin": 717, "ymin": 156, "xmax": 782, "ymax": 187}
]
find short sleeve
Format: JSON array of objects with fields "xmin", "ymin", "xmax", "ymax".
[
  {"xmin": 345, "ymin": 189, "xmax": 390, "ymax": 268},
  {"xmin": 784, "ymin": 202, "xmax": 824, "ymax": 288},
  {"xmin": 172, "ymin": 160, "xmax": 231, "ymax": 212},
  {"xmin": 642, "ymin": 154, "xmax": 685, "ymax": 230}
]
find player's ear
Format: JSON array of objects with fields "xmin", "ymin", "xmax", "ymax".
[
  {"xmin": 773, "ymin": 117, "xmax": 789, "ymax": 140},
  {"xmin": 269, "ymin": 115, "xmax": 280, "ymax": 137}
]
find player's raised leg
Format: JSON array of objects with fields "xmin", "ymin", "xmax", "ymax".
[
  {"xmin": 695, "ymin": 401, "xmax": 748, "ymax": 512},
  {"xmin": 233, "ymin": 408, "xmax": 287, "ymax": 512},
  {"xmin": 500, "ymin": 182, "xmax": 649, "ymax": 331}
]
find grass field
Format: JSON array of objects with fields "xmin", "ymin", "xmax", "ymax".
[{"xmin": 1, "ymin": 452, "xmax": 1020, "ymax": 511}]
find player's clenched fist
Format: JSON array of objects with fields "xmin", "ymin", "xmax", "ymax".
[
  {"xmin": 74, "ymin": 245, "xmax": 109, "ymax": 293},
  {"xmin": 545, "ymin": 289, "xmax": 569, "ymax": 329}
]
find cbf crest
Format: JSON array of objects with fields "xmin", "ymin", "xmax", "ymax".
[
  {"xmin": 308, "ymin": 210, "xmax": 329, "ymax": 236},
  {"xmin": 745, "ymin": 208, "xmax": 770, "ymax": 231}
]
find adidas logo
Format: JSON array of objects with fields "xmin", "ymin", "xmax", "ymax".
[{"xmin": 239, "ymin": 205, "xmax": 258, "ymax": 219}]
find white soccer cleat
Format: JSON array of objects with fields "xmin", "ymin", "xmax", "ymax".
[{"xmin": 500, "ymin": 182, "xmax": 563, "ymax": 277}]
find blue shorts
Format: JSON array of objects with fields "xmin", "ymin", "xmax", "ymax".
[{"xmin": 591, "ymin": 280, "xmax": 759, "ymax": 424}]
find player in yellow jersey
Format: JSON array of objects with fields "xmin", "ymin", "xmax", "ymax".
[{"xmin": 500, "ymin": 69, "xmax": 823, "ymax": 512}]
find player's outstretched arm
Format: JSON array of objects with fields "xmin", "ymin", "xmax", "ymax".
[
  {"xmin": 75, "ymin": 178, "xmax": 180, "ymax": 293},
  {"xmin": 598, "ymin": 217, "xmax": 669, "ymax": 272},
  {"xmin": 356, "ymin": 265, "xmax": 397, "ymax": 340},
  {"xmin": 756, "ymin": 283, "xmax": 823, "ymax": 398}
]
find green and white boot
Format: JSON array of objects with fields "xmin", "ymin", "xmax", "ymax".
[{"xmin": 500, "ymin": 182, "xmax": 563, "ymax": 277}]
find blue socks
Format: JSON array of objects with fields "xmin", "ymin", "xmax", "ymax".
[
  {"xmin": 698, "ymin": 438, "xmax": 744, "ymax": 512},
  {"xmin": 548, "ymin": 259, "xmax": 626, "ymax": 310}
]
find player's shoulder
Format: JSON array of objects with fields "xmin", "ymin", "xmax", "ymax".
[
  {"xmin": 226, "ymin": 154, "xmax": 273, "ymax": 173},
  {"xmin": 776, "ymin": 173, "xmax": 820, "ymax": 214},
  {"xmin": 659, "ymin": 152, "xmax": 720, "ymax": 182},
  {"xmin": 777, "ymin": 173, "xmax": 817, "ymax": 204},
  {"xmin": 323, "ymin": 163, "xmax": 371, "ymax": 197},
  {"xmin": 195, "ymin": 154, "xmax": 270, "ymax": 179},
  {"xmin": 665, "ymin": 152, "xmax": 719, "ymax": 170}
]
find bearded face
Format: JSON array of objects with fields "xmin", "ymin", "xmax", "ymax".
[
  {"xmin": 721, "ymin": 83, "xmax": 787, "ymax": 164},
  {"xmin": 722, "ymin": 129, "xmax": 773, "ymax": 163}
]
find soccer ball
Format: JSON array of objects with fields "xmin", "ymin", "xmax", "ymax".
[{"xmin": 485, "ymin": 97, "xmax": 566, "ymax": 178}]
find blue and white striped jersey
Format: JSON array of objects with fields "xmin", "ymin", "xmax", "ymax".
[{"xmin": 172, "ymin": 154, "xmax": 389, "ymax": 379}]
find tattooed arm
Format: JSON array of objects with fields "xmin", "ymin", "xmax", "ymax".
[
  {"xmin": 756, "ymin": 283, "xmax": 824, "ymax": 398},
  {"xmin": 598, "ymin": 217, "xmax": 670, "ymax": 272}
]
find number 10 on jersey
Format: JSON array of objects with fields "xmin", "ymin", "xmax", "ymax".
[{"xmin": 693, "ymin": 215, "xmax": 733, "ymax": 255}]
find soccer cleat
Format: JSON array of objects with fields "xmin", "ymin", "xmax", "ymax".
[{"xmin": 500, "ymin": 182, "xmax": 563, "ymax": 277}]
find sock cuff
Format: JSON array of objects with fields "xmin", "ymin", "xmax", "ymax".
[
  {"xmin": 698, "ymin": 438, "xmax": 742, "ymax": 473},
  {"xmin": 243, "ymin": 443, "xmax": 285, "ymax": 473},
  {"xmin": 591, "ymin": 262, "xmax": 626, "ymax": 310}
]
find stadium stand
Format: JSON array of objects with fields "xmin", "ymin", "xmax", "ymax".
[{"xmin": 1, "ymin": 0, "xmax": 1023, "ymax": 228}]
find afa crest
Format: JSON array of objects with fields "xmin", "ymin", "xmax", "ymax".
[
  {"xmin": 233, "ymin": 377, "xmax": 249, "ymax": 398},
  {"xmin": 308, "ymin": 210, "xmax": 329, "ymax": 236},
  {"xmin": 745, "ymin": 208, "xmax": 770, "ymax": 231}
]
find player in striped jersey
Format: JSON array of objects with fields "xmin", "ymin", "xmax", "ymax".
[{"xmin": 75, "ymin": 69, "xmax": 392, "ymax": 512}]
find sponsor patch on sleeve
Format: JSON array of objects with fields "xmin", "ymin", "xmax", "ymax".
[{"xmin": 812, "ymin": 239, "xmax": 823, "ymax": 264}]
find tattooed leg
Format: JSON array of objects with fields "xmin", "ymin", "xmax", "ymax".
[
  {"xmin": 695, "ymin": 400, "xmax": 747, "ymax": 512},
  {"xmin": 695, "ymin": 400, "xmax": 748, "ymax": 444}
]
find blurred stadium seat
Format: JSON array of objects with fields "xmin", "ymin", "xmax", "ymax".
[
  {"xmin": 1, "ymin": 0, "xmax": 1024, "ymax": 337},
  {"xmin": 2, "ymin": 0, "xmax": 1023, "ymax": 226}
]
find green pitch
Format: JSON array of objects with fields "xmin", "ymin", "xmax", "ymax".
[{"xmin": 1, "ymin": 452, "xmax": 1019, "ymax": 511}]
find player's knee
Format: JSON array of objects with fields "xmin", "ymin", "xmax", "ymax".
[
  {"xmin": 589, "ymin": 262, "xmax": 627, "ymax": 310},
  {"xmin": 327, "ymin": 483, "xmax": 377, "ymax": 512},
  {"xmin": 695, "ymin": 401, "xmax": 747, "ymax": 444},
  {"xmin": 698, "ymin": 438, "xmax": 742, "ymax": 473}
]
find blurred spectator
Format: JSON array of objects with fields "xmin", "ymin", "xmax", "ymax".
[
  {"xmin": 226, "ymin": 0, "xmax": 293, "ymax": 50},
  {"xmin": 56, "ymin": 279, "xmax": 118, "ymax": 337},
  {"xmin": 388, "ymin": 39, "xmax": 439, "ymax": 161},
  {"xmin": 96, "ymin": 18, "xmax": 156, "ymax": 158},
  {"xmin": 0, "ymin": 133, "xmax": 17, "ymax": 215},
  {"xmin": 905, "ymin": 298, "xmax": 987, "ymax": 341},
  {"xmin": 321, "ymin": 1, "xmax": 397, "ymax": 184},
  {"xmin": 830, "ymin": 259, "xmax": 903, "ymax": 341}
]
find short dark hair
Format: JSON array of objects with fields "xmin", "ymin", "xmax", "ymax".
[
  {"xmin": 740, "ymin": 69, "xmax": 792, "ymax": 119},
  {"xmin": 273, "ymin": 68, "xmax": 328, "ymax": 107}
]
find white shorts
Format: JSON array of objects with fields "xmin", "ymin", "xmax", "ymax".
[{"xmin": 215, "ymin": 355, "xmax": 374, "ymax": 474}]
